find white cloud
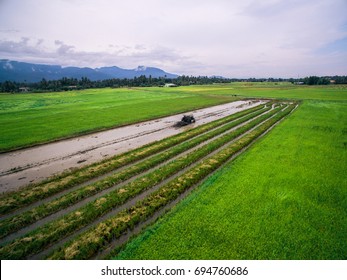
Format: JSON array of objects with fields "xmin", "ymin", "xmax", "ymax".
[{"xmin": 0, "ymin": 0, "xmax": 346, "ymax": 77}]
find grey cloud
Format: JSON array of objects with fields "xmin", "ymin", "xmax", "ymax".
[
  {"xmin": 0, "ymin": 38, "xmax": 199, "ymax": 74},
  {"xmin": 54, "ymin": 40, "xmax": 75, "ymax": 55},
  {"xmin": 0, "ymin": 29, "xmax": 20, "ymax": 33},
  {"xmin": 1, "ymin": 0, "xmax": 346, "ymax": 77},
  {"xmin": 0, "ymin": 37, "xmax": 42, "ymax": 55},
  {"xmin": 36, "ymin": 39, "xmax": 44, "ymax": 46},
  {"xmin": 54, "ymin": 40, "xmax": 63, "ymax": 45}
]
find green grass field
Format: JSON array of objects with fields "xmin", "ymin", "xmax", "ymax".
[
  {"xmin": 0, "ymin": 83, "xmax": 346, "ymax": 259},
  {"xmin": 0, "ymin": 87, "xmax": 237, "ymax": 152},
  {"xmin": 148, "ymin": 83, "xmax": 347, "ymax": 101},
  {"xmin": 1, "ymin": 102, "xmax": 294, "ymax": 259},
  {"xmin": 113, "ymin": 92, "xmax": 347, "ymax": 259},
  {"xmin": 1, "ymin": 84, "xmax": 346, "ymax": 152}
]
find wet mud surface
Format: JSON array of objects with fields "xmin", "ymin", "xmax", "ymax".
[{"xmin": 0, "ymin": 100, "xmax": 265, "ymax": 193}]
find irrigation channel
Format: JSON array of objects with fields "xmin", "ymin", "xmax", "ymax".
[{"xmin": 0, "ymin": 100, "xmax": 297, "ymax": 259}]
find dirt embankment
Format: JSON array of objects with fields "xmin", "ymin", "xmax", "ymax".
[{"xmin": 0, "ymin": 100, "xmax": 265, "ymax": 193}]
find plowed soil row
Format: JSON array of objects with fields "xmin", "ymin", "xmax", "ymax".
[{"xmin": 0, "ymin": 105, "xmax": 272, "ymax": 243}]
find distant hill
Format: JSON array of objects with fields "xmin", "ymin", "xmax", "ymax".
[{"xmin": 0, "ymin": 60, "xmax": 178, "ymax": 82}]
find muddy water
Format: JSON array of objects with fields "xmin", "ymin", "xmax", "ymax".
[{"xmin": 0, "ymin": 100, "xmax": 265, "ymax": 193}]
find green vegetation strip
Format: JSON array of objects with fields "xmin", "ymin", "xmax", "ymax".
[
  {"xmin": 0, "ymin": 89, "xmax": 238, "ymax": 152},
  {"xmin": 2, "ymin": 83, "xmax": 347, "ymax": 152},
  {"xmin": 0, "ymin": 104, "xmax": 266, "ymax": 215},
  {"xmin": 0, "ymin": 106, "xmax": 271, "ymax": 238},
  {"xmin": 113, "ymin": 100, "xmax": 346, "ymax": 260},
  {"xmin": 47, "ymin": 104, "xmax": 296, "ymax": 259},
  {"xmin": 0, "ymin": 105, "xmax": 283, "ymax": 259}
]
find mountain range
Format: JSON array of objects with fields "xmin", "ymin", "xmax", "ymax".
[{"xmin": 0, "ymin": 60, "xmax": 178, "ymax": 82}]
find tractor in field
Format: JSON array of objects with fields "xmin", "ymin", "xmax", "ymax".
[{"xmin": 175, "ymin": 115, "xmax": 196, "ymax": 127}]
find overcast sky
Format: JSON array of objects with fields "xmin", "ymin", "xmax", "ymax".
[{"xmin": 0, "ymin": 0, "xmax": 346, "ymax": 77}]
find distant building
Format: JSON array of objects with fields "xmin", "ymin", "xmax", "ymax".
[
  {"xmin": 330, "ymin": 80, "xmax": 336, "ymax": 84},
  {"xmin": 164, "ymin": 83, "xmax": 177, "ymax": 87},
  {"xmin": 19, "ymin": 87, "xmax": 30, "ymax": 92}
]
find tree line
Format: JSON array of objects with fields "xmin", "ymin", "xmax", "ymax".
[{"xmin": 1, "ymin": 75, "xmax": 346, "ymax": 93}]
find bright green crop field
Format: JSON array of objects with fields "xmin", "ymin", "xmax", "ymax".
[
  {"xmin": 113, "ymin": 87, "xmax": 347, "ymax": 260},
  {"xmin": 149, "ymin": 82, "xmax": 347, "ymax": 101},
  {"xmin": 1, "ymin": 83, "xmax": 346, "ymax": 259},
  {"xmin": 0, "ymin": 88, "xmax": 237, "ymax": 152},
  {"xmin": 1, "ymin": 83, "xmax": 346, "ymax": 152}
]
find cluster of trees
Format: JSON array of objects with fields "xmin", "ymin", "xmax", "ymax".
[
  {"xmin": 1, "ymin": 75, "xmax": 347, "ymax": 93},
  {"xmin": 0, "ymin": 75, "xmax": 231, "ymax": 93},
  {"xmin": 303, "ymin": 76, "xmax": 330, "ymax": 85}
]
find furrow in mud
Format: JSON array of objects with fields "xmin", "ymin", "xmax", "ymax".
[
  {"xmin": 29, "ymin": 108, "xmax": 283, "ymax": 259},
  {"xmin": 0, "ymin": 100, "xmax": 266, "ymax": 191},
  {"xmin": 0, "ymin": 102, "xmax": 296, "ymax": 260},
  {"xmin": 96, "ymin": 104, "xmax": 298, "ymax": 260},
  {"xmin": 46, "ymin": 104, "xmax": 297, "ymax": 260},
  {"xmin": 0, "ymin": 103, "xmax": 269, "ymax": 220},
  {"xmin": 0, "ymin": 105, "xmax": 276, "ymax": 244}
]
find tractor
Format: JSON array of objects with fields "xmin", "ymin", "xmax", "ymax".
[{"xmin": 175, "ymin": 115, "xmax": 196, "ymax": 127}]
